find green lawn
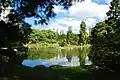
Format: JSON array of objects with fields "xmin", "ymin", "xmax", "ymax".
[{"xmin": 3, "ymin": 65, "xmax": 120, "ymax": 80}]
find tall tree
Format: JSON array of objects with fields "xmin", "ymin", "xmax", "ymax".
[
  {"xmin": 59, "ymin": 30, "xmax": 66, "ymax": 41},
  {"xmin": 106, "ymin": 0, "xmax": 120, "ymax": 31},
  {"xmin": 89, "ymin": 21, "xmax": 108, "ymax": 67},
  {"xmin": 67, "ymin": 26, "xmax": 73, "ymax": 44},
  {"xmin": 79, "ymin": 21, "xmax": 88, "ymax": 45},
  {"xmin": 70, "ymin": 33, "xmax": 79, "ymax": 45}
]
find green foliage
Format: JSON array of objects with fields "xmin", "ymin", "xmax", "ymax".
[
  {"xmin": 27, "ymin": 48, "xmax": 61, "ymax": 59},
  {"xmin": 90, "ymin": 21, "xmax": 109, "ymax": 44},
  {"xmin": 67, "ymin": 26, "xmax": 73, "ymax": 44},
  {"xmin": 66, "ymin": 26, "xmax": 79, "ymax": 45},
  {"xmin": 26, "ymin": 45, "xmax": 91, "ymax": 62},
  {"xmin": 79, "ymin": 21, "xmax": 88, "ymax": 45},
  {"xmin": 28, "ymin": 29, "xmax": 58, "ymax": 43},
  {"xmin": 58, "ymin": 39, "xmax": 67, "ymax": 47},
  {"xmin": 28, "ymin": 28, "xmax": 80, "ymax": 46},
  {"xmin": 1, "ymin": 0, "xmax": 84, "ymax": 25},
  {"xmin": 89, "ymin": 0, "xmax": 120, "ymax": 71},
  {"xmin": 28, "ymin": 29, "xmax": 44, "ymax": 43},
  {"xmin": 106, "ymin": 0, "xmax": 120, "ymax": 30},
  {"xmin": 69, "ymin": 33, "xmax": 79, "ymax": 45},
  {"xmin": 0, "ymin": 0, "xmax": 85, "ymax": 74},
  {"xmin": 59, "ymin": 33, "xmax": 66, "ymax": 40},
  {"xmin": 0, "ymin": 11, "xmax": 31, "ymax": 66}
]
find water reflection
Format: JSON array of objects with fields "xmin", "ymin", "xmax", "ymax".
[
  {"xmin": 22, "ymin": 46, "xmax": 92, "ymax": 67},
  {"xmin": 22, "ymin": 55, "xmax": 91, "ymax": 67},
  {"xmin": 85, "ymin": 56, "xmax": 92, "ymax": 65}
]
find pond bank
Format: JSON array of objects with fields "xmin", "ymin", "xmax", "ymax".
[
  {"xmin": 59, "ymin": 44, "xmax": 91, "ymax": 50},
  {"xmin": 25, "ymin": 43, "xmax": 91, "ymax": 49}
]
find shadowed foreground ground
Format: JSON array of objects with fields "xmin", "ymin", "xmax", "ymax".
[{"xmin": 1, "ymin": 65, "xmax": 120, "ymax": 80}]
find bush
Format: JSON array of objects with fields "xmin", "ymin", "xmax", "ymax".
[
  {"xmin": 58, "ymin": 39, "xmax": 67, "ymax": 47},
  {"xmin": 69, "ymin": 40, "xmax": 78, "ymax": 45},
  {"xmin": 40, "ymin": 42, "xmax": 48, "ymax": 47}
]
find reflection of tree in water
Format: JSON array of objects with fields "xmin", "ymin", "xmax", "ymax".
[
  {"xmin": 66, "ymin": 54, "xmax": 72, "ymax": 63},
  {"xmin": 27, "ymin": 48, "xmax": 60, "ymax": 59},
  {"xmin": 26, "ymin": 46, "xmax": 91, "ymax": 66},
  {"xmin": 78, "ymin": 47, "xmax": 85, "ymax": 66},
  {"xmin": 78, "ymin": 46, "xmax": 91, "ymax": 66},
  {"xmin": 62, "ymin": 48, "xmax": 79, "ymax": 63}
]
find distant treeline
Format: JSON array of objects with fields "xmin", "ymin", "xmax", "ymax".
[{"xmin": 27, "ymin": 21, "xmax": 89, "ymax": 46}]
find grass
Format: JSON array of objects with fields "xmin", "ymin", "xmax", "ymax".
[
  {"xmin": 2, "ymin": 65, "xmax": 120, "ymax": 80},
  {"xmin": 25, "ymin": 43, "xmax": 59, "ymax": 49},
  {"xmin": 25, "ymin": 43, "xmax": 91, "ymax": 49}
]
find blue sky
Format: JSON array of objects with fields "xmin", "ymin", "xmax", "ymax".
[{"xmin": 25, "ymin": 0, "xmax": 112, "ymax": 34}]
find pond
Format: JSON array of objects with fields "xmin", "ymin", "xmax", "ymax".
[{"xmin": 22, "ymin": 46, "xmax": 92, "ymax": 67}]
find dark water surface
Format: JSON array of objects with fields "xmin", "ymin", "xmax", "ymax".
[{"xmin": 22, "ymin": 46, "xmax": 92, "ymax": 67}]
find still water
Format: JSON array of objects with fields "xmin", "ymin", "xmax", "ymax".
[{"xmin": 22, "ymin": 46, "xmax": 92, "ymax": 67}]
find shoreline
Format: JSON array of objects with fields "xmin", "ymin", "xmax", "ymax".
[{"xmin": 25, "ymin": 43, "xmax": 91, "ymax": 49}]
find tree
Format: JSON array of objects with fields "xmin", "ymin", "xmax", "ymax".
[
  {"xmin": 89, "ymin": 21, "xmax": 109, "ymax": 67},
  {"xmin": 106, "ymin": 0, "xmax": 120, "ymax": 31},
  {"xmin": 28, "ymin": 29, "xmax": 46, "ymax": 43},
  {"xmin": 28, "ymin": 29, "xmax": 60, "ymax": 43},
  {"xmin": 58, "ymin": 39, "xmax": 67, "ymax": 47},
  {"xmin": 90, "ymin": 22, "xmax": 108, "ymax": 44},
  {"xmin": 42, "ymin": 30, "xmax": 58, "ymax": 43},
  {"xmin": 0, "ymin": 1, "xmax": 31, "ymax": 65},
  {"xmin": 70, "ymin": 33, "xmax": 79, "ymax": 45},
  {"xmin": 59, "ymin": 30, "xmax": 66, "ymax": 41},
  {"xmin": 89, "ymin": 0, "xmax": 120, "ymax": 71},
  {"xmin": 79, "ymin": 21, "xmax": 88, "ymax": 45},
  {"xmin": 59, "ymin": 33, "xmax": 66, "ymax": 40},
  {"xmin": 0, "ymin": 0, "xmax": 84, "ymax": 47},
  {"xmin": 0, "ymin": 0, "xmax": 84, "ymax": 25},
  {"xmin": 67, "ymin": 26, "xmax": 73, "ymax": 44},
  {"xmin": 0, "ymin": 0, "xmax": 84, "ymax": 67},
  {"xmin": 66, "ymin": 26, "xmax": 79, "ymax": 45}
]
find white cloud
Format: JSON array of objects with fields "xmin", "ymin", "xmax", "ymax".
[
  {"xmin": 85, "ymin": 18, "xmax": 96, "ymax": 27},
  {"xmin": 68, "ymin": 0, "xmax": 109, "ymax": 20},
  {"xmin": 45, "ymin": 17, "xmax": 97, "ymax": 34},
  {"xmin": 53, "ymin": 5, "xmax": 67, "ymax": 13},
  {"xmin": 45, "ymin": 18, "xmax": 81, "ymax": 34},
  {"xmin": 44, "ymin": 0, "xmax": 110, "ymax": 34}
]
